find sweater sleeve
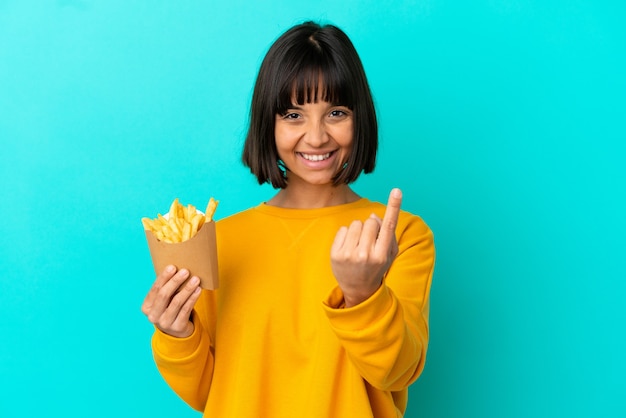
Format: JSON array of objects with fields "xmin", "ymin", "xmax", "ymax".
[
  {"xmin": 322, "ymin": 214, "xmax": 435, "ymax": 391},
  {"xmin": 151, "ymin": 291, "xmax": 216, "ymax": 412}
]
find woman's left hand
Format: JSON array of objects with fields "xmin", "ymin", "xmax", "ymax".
[{"xmin": 330, "ymin": 188, "xmax": 402, "ymax": 307}]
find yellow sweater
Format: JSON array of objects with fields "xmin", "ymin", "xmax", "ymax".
[{"xmin": 152, "ymin": 198, "xmax": 435, "ymax": 417}]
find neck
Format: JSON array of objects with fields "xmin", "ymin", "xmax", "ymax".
[{"xmin": 266, "ymin": 183, "xmax": 360, "ymax": 209}]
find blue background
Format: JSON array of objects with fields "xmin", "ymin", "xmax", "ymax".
[{"xmin": 1, "ymin": 1, "xmax": 625, "ymax": 417}]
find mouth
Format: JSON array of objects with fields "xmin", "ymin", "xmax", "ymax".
[{"xmin": 297, "ymin": 151, "xmax": 334, "ymax": 162}]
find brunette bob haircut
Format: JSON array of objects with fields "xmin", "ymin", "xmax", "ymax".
[{"xmin": 242, "ymin": 21, "xmax": 377, "ymax": 189}]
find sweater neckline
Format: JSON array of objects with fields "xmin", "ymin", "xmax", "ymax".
[{"xmin": 254, "ymin": 198, "xmax": 373, "ymax": 219}]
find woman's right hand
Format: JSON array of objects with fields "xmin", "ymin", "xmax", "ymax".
[{"xmin": 141, "ymin": 265, "xmax": 202, "ymax": 338}]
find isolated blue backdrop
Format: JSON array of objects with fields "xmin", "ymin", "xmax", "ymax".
[{"xmin": 1, "ymin": 1, "xmax": 625, "ymax": 417}]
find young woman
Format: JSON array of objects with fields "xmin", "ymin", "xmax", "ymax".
[{"xmin": 142, "ymin": 21, "xmax": 435, "ymax": 417}]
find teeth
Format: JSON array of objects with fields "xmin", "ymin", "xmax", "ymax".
[{"xmin": 301, "ymin": 152, "xmax": 331, "ymax": 161}]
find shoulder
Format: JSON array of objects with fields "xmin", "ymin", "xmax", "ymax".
[
  {"xmin": 361, "ymin": 199, "xmax": 432, "ymax": 236},
  {"xmin": 215, "ymin": 206, "xmax": 263, "ymax": 230},
  {"xmin": 399, "ymin": 209, "xmax": 432, "ymax": 234},
  {"xmin": 216, "ymin": 206, "xmax": 258, "ymax": 222}
]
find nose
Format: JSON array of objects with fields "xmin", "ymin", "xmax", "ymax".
[{"xmin": 304, "ymin": 120, "xmax": 329, "ymax": 147}]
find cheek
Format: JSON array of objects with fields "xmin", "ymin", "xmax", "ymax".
[
  {"xmin": 334, "ymin": 125, "xmax": 354, "ymax": 148},
  {"xmin": 273, "ymin": 125, "xmax": 291, "ymax": 150}
]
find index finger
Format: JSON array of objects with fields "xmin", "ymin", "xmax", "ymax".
[
  {"xmin": 377, "ymin": 188, "xmax": 402, "ymax": 248},
  {"xmin": 154, "ymin": 265, "xmax": 177, "ymax": 288},
  {"xmin": 142, "ymin": 265, "xmax": 177, "ymax": 313},
  {"xmin": 145, "ymin": 265, "xmax": 181, "ymax": 303}
]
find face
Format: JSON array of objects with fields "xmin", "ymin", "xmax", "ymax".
[{"xmin": 274, "ymin": 100, "xmax": 353, "ymax": 188}]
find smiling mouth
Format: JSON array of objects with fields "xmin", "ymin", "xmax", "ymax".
[{"xmin": 298, "ymin": 151, "xmax": 334, "ymax": 162}]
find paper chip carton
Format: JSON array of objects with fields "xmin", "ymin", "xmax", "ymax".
[{"xmin": 144, "ymin": 221, "xmax": 219, "ymax": 290}]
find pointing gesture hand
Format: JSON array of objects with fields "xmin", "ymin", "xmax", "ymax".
[{"xmin": 330, "ymin": 188, "xmax": 402, "ymax": 307}]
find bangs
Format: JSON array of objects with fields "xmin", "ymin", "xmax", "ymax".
[{"xmin": 276, "ymin": 51, "xmax": 353, "ymax": 114}]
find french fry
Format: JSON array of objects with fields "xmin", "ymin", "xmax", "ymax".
[
  {"xmin": 205, "ymin": 198, "xmax": 219, "ymax": 223},
  {"xmin": 169, "ymin": 198, "xmax": 179, "ymax": 219},
  {"xmin": 182, "ymin": 222, "xmax": 192, "ymax": 241},
  {"xmin": 141, "ymin": 217, "xmax": 156, "ymax": 231},
  {"xmin": 157, "ymin": 213, "xmax": 169, "ymax": 232},
  {"xmin": 186, "ymin": 204, "xmax": 195, "ymax": 222},
  {"xmin": 143, "ymin": 198, "xmax": 218, "ymax": 243},
  {"xmin": 191, "ymin": 213, "xmax": 204, "ymax": 236}
]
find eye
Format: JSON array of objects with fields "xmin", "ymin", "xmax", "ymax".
[
  {"xmin": 282, "ymin": 112, "xmax": 301, "ymax": 120},
  {"xmin": 329, "ymin": 108, "xmax": 351, "ymax": 118}
]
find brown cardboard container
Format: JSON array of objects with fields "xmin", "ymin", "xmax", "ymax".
[{"xmin": 144, "ymin": 221, "xmax": 219, "ymax": 289}]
